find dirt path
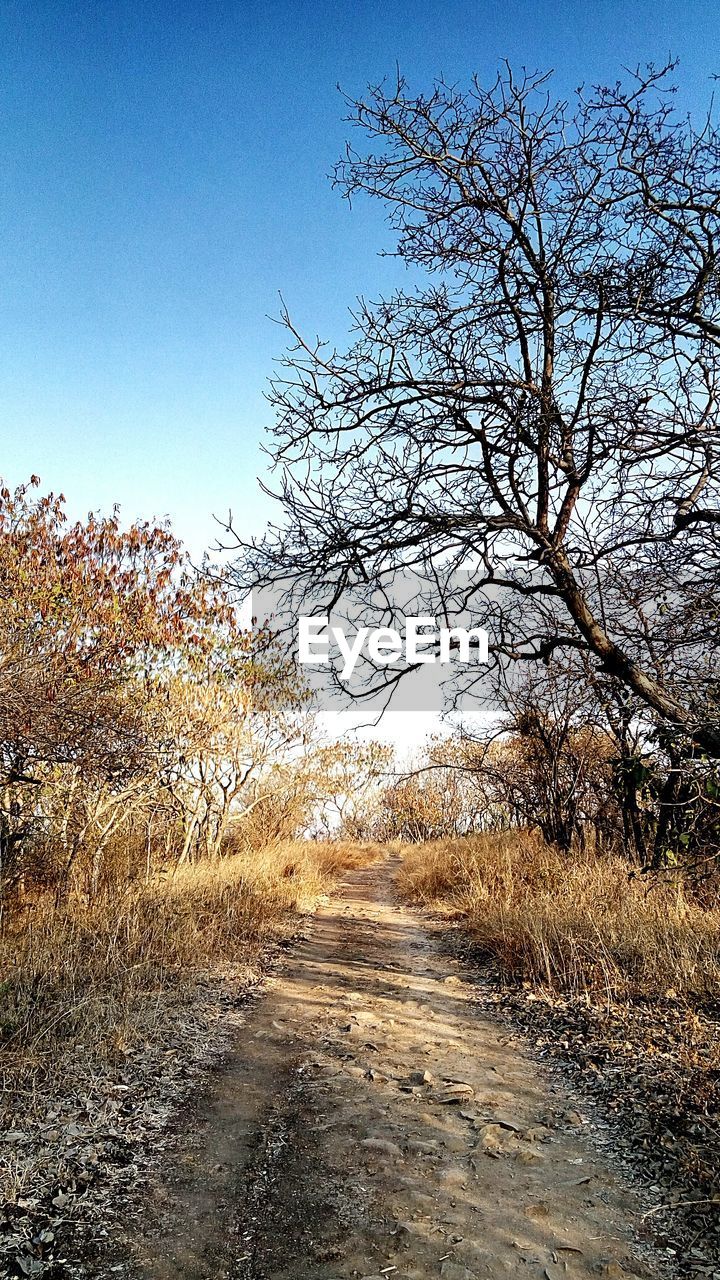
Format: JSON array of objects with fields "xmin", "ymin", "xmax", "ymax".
[{"xmin": 111, "ymin": 857, "xmax": 664, "ymax": 1280}]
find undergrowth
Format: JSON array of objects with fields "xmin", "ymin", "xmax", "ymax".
[
  {"xmin": 0, "ymin": 841, "xmax": 380, "ymax": 1092},
  {"xmin": 397, "ymin": 833, "xmax": 720, "ymax": 1003}
]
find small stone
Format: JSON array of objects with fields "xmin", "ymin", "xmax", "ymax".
[
  {"xmin": 524, "ymin": 1201, "xmax": 550, "ymax": 1219},
  {"xmin": 443, "ymin": 1133, "xmax": 470, "ymax": 1154},
  {"xmin": 564, "ymin": 1108, "xmax": 584, "ymax": 1126},
  {"xmin": 440, "ymin": 1262, "xmax": 477, "ymax": 1280},
  {"xmin": 438, "ymin": 1165, "xmax": 468, "ymax": 1187},
  {"xmin": 394, "ymin": 1219, "xmax": 424, "ymax": 1238},
  {"xmin": 406, "ymin": 1138, "xmax": 439, "ymax": 1155},
  {"xmin": 365, "ymin": 1068, "xmax": 389, "ymax": 1083},
  {"xmin": 474, "ymin": 1123, "xmax": 511, "ymax": 1157},
  {"xmin": 517, "ymin": 1148, "xmax": 545, "ymax": 1166},
  {"xmin": 435, "ymin": 1081, "xmax": 475, "ymax": 1104},
  {"xmin": 360, "ymin": 1137, "xmax": 403, "ymax": 1158},
  {"xmin": 523, "ymin": 1124, "xmax": 552, "ymax": 1143},
  {"xmin": 487, "ymin": 1110, "xmax": 522, "ymax": 1132}
]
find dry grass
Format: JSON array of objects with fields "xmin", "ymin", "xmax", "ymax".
[
  {"xmin": 0, "ymin": 840, "xmax": 380, "ymax": 1092},
  {"xmin": 0, "ymin": 839, "xmax": 380, "ymax": 1238},
  {"xmin": 397, "ymin": 832, "xmax": 720, "ymax": 1002}
]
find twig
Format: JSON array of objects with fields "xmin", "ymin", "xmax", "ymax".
[{"xmin": 642, "ymin": 1198, "xmax": 720, "ymax": 1219}]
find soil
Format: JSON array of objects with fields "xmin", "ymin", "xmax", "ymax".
[{"xmin": 106, "ymin": 857, "xmax": 673, "ymax": 1280}]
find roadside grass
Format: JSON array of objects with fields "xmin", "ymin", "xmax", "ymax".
[
  {"xmin": 0, "ymin": 839, "xmax": 381, "ymax": 1263},
  {"xmin": 0, "ymin": 840, "xmax": 380, "ymax": 1097},
  {"xmin": 396, "ymin": 832, "xmax": 720, "ymax": 1003},
  {"xmin": 397, "ymin": 833, "xmax": 720, "ymax": 1264}
]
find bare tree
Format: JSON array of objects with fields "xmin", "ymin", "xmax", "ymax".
[{"xmin": 238, "ymin": 64, "xmax": 720, "ymax": 754}]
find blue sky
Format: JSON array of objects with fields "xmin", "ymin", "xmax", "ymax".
[{"xmin": 1, "ymin": 0, "xmax": 719, "ymax": 555}]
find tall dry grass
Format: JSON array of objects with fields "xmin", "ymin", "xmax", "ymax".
[
  {"xmin": 0, "ymin": 840, "xmax": 380, "ymax": 1094},
  {"xmin": 397, "ymin": 833, "xmax": 720, "ymax": 1002}
]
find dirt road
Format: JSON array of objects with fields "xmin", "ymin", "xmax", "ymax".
[{"xmin": 112, "ymin": 857, "xmax": 663, "ymax": 1280}]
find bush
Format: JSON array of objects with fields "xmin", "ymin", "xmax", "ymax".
[
  {"xmin": 397, "ymin": 834, "xmax": 720, "ymax": 1002},
  {"xmin": 0, "ymin": 841, "xmax": 380, "ymax": 1094}
]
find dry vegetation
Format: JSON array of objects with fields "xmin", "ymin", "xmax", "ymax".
[
  {"xmin": 0, "ymin": 839, "xmax": 380, "ymax": 1276},
  {"xmin": 397, "ymin": 832, "xmax": 720, "ymax": 1002},
  {"xmin": 1, "ymin": 840, "xmax": 378, "ymax": 1108},
  {"xmin": 0, "ymin": 481, "xmax": 389, "ymax": 1275},
  {"xmin": 397, "ymin": 833, "xmax": 720, "ymax": 1262}
]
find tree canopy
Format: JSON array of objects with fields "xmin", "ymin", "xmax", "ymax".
[{"xmin": 241, "ymin": 64, "xmax": 720, "ymax": 755}]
